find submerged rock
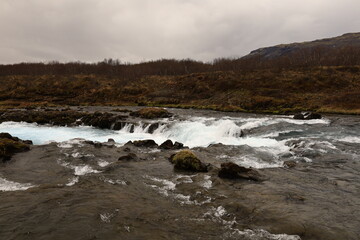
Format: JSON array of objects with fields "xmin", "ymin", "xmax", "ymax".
[
  {"xmin": 283, "ymin": 160, "xmax": 297, "ymax": 168},
  {"xmin": 130, "ymin": 107, "xmax": 172, "ymax": 119},
  {"xmin": 0, "ymin": 133, "xmax": 31, "ymax": 162},
  {"xmin": 118, "ymin": 153, "xmax": 138, "ymax": 161},
  {"xmin": 293, "ymin": 112, "xmax": 322, "ymax": 120},
  {"xmin": 169, "ymin": 150, "xmax": 208, "ymax": 172},
  {"xmin": 218, "ymin": 162, "xmax": 261, "ymax": 181}
]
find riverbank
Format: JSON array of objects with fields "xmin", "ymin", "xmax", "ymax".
[{"xmin": 1, "ymin": 66, "xmax": 360, "ymax": 115}]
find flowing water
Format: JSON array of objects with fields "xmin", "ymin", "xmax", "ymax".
[{"xmin": 0, "ymin": 109, "xmax": 359, "ymax": 240}]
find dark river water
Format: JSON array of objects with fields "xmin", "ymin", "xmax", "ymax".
[{"xmin": 1, "ymin": 108, "xmax": 359, "ymax": 240}]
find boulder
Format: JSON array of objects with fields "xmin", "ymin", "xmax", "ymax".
[
  {"xmin": 304, "ymin": 112, "xmax": 322, "ymax": 120},
  {"xmin": 159, "ymin": 140, "xmax": 174, "ymax": 149},
  {"xmin": 130, "ymin": 107, "xmax": 172, "ymax": 119},
  {"xmin": 293, "ymin": 113, "xmax": 305, "ymax": 120},
  {"xmin": 293, "ymin": 112, "xmax": 322, "ymax": 120},
  {"xmin": 218, "ymin": 162, "xmax": 261, "ymax": 181},
  {"xmin": 159, "ymin": 140, "xmax": 184, "ymax": 150},
  {"xmin": 173, "ymin": 142, "xmax": 184, "ymax": 149},
  {"xmin": 132, "ymin": 139, "xmax": 158, "ymax": 148},
  {"xmin": 0, "ymin": 133, "xmax": 31, "ymax": 162},
  {"xmin": 169, "ymin": 150, "xmax": 208, "ymax": 172}
]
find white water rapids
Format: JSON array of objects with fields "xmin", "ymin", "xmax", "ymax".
[{"xmin": 0, "ymin": 116, "xmax": 329, "ymax": 149}]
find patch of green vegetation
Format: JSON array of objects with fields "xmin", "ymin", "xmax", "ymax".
[{"xmin": 171, "ymin": 150, "xmax": 207, "ymax": 172}]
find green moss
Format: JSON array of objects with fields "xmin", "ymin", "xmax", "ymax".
[
  {"xmin": 171, "ymin": 150, "xmax": 208, "ymax": 172},
  {"xmin": 0, "ymin": 138, "xmax": 30, "ymax": 161}
]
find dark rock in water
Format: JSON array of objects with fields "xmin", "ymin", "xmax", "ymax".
[
  {"xmin": 283, "ymin": 160, "xmax": 297, "ymax": 168},
  {"xmin": 159, "ymin": 139, "xmax": 174, "ymax": 149},
  {"xmin": 159, "ymin": 140, "xmax": 184, "ymax": 150},
  {"xmin": 170, "ymin": 150, "xmax": 208, "ymax": 172},
  {"xmin": 132, "ymin": 139, "xmax": 158, "ymax": 148},
  {"xmin": 173, "ymin": 142, "xmax": 184, "ymax": 149},
  {"xmin": 118, "ymin": 153, "xmax": 138, "ymax": 161},
  {"xmin": 125, "ymin": 141, "xmax": 133, "ymax": 146},
  {"xmin": 293, "ymin": 113, "xmax": 305, "ymax": 120},
  {"xmin": 112, "ymin": 122, "xmax": 135, "ymax": 132},
  {"xmin": 130, "ymin": 107, "xmax": 172, "ymax": 119},
  {"xmin": 218, "ymin": 162, "xmax": 261, "ymax": 181},
  {"xmin": 304, "ymin": 112, "xmax": 322, "ymax": 120},
  {"xmin": 0, "ymin": 133, "xmax": 31, "ymax": 162},
  {"xmin": 0, "ymin": 132, "xmax": 16, "ymax": 140},
  {"xmin": 94, "ymin": 142, "xmax": 102, "ymax": 148},
  {"xmin": 0, "ymin": 109, "xmax": 127, "ymax": 129},
  {"xmin": 84, "ymin": 140, "xmax": 95, "ymax": 145},
  {"xmin": 147, "ymin": 123, "xmax": 160, "ymax": 134},
  {"xmin": 293, "ymin": 112, "xmax": 322, "ymax": 120},
  {"xmin": 107, "ymin": 138, "xmax": 115, "ymax": 143}
]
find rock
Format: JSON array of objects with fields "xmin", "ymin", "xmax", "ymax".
[
  {"xmin": 170, "ymin": 150, "xmax": 208, "ymax": 172},
  {"xmin": 147, "ymin": 123, "xmax": 160, "ymax": 134},
  {"xmin": 173, "ymin": 142, "xmax": 184, "ymax": 149},
  {"xmin": 159, "ymin": 140, "xmax": 184, "ymax": 150},
  {"xmin": 283, "ymin": 160, "xmax": 297, "ymax": 168},
  {"xmin": 218, "ymin": 162, "xmax": 261, "ymax": 181},
  {"xmin": 293, "ymin": 112, "xmax": 322, "ymax": 120},
  {"xmin": 132, "ymin": 139, "xmax": 158, "ymax": 148},
  {"xmin": 304, "ymin": 112, "xmax": 322, "ymax": 120},
  {"xmin": 0, "ymin": 109, "xmax": 127, "ymax": 129},
  {"xmin": 130, "ymin": 107, "xmax": 172, "ymax": 119},
  {"xmin": 84, "ymin": 140, "xmax": 95, "ymax": 145},
  {"xmin": 118, "ymin": 153, "xmax": 138, "ymax": 161},
  {"xmin": 293, "ymin": 113, "xmax": 305, "ymax": 120},
  {"xmin": 159, "ymin": 140, "xmax": 174, "ymax": 149},
  {"xmin": 0, "ymin": 134, "xmax": 31, "ymax": 162},
  {"xmin": 107, "ymin": 138, "xmax": 115, "ymax": 143}
]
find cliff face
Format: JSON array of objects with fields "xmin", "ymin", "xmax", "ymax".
[{"xmin": 245, "ymin": 33, "xmax": 360, "ymax": 59}]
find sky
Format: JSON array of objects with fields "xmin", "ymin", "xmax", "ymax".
[{"xmin": 1, "ymin": 0, "xmax": 360, "ymax": 64}]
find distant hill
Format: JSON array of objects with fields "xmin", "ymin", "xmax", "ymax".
[{"xmin": 244, "ymin": 33, "xmax": 360, "ymax": 59}]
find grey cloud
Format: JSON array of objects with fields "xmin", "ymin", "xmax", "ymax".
[{"xmin": 1, "ymin": 0, "xmax": 359, "ymax": 63}]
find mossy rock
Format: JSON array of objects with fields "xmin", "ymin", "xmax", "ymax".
[
  {"xmin": 130, "ymin": 108, "xmax": 172, "ymax": 119},
  {"xmin": 0, "ymin": 138, "xmax": 30, "ymax": 162},
  {"xmin": 170, "ymin": 150, "xmax": 208, "ymax": 172}
]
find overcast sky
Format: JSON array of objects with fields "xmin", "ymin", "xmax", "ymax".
[{"xmin": 1, "ymin": 0, "xmax": 359, "ymax": 64}]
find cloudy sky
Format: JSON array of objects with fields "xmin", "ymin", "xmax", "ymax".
[{"xmin": 1, "ymin": 0, "xmax": 359, "ymax": 64}]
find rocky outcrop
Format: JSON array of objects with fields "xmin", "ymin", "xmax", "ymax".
[
  {"xmin": 218, "ymin": 162, "xmax": 261, "ymax": 181},
  {"xmin": 159, "ymin": 140, "xmax": 184, "ymax": 150},
  {"xmin": 169, "ymin": 150, "xmax": 208, "ymax": 172},
  {"xmin": 0, "ymin": 133, "xmax": 31, "ymax": 162},
  {"xmin": 0, "ymin": 109, "xmax": 127, "ymax": 129},
  {"xmin": 293, "ymin": 112, "xmax": 322, "ymax": 120},
  {"xmin": 130, "ymin": 107, "xmax": 172, "ymax": 119}
]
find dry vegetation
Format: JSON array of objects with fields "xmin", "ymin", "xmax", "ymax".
[{"xmin": 0, "ymin": 44, "xmax": 359, "ymax": 114}]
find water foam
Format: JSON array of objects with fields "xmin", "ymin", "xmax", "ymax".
[{"xmin": 0, "ymin": 177, "xmax": 34, "ymax": 192}]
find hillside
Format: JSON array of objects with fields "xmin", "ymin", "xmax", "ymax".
[{"xmin": 245, "ymin": 32, "xmax": 360, "ymax": 60}]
